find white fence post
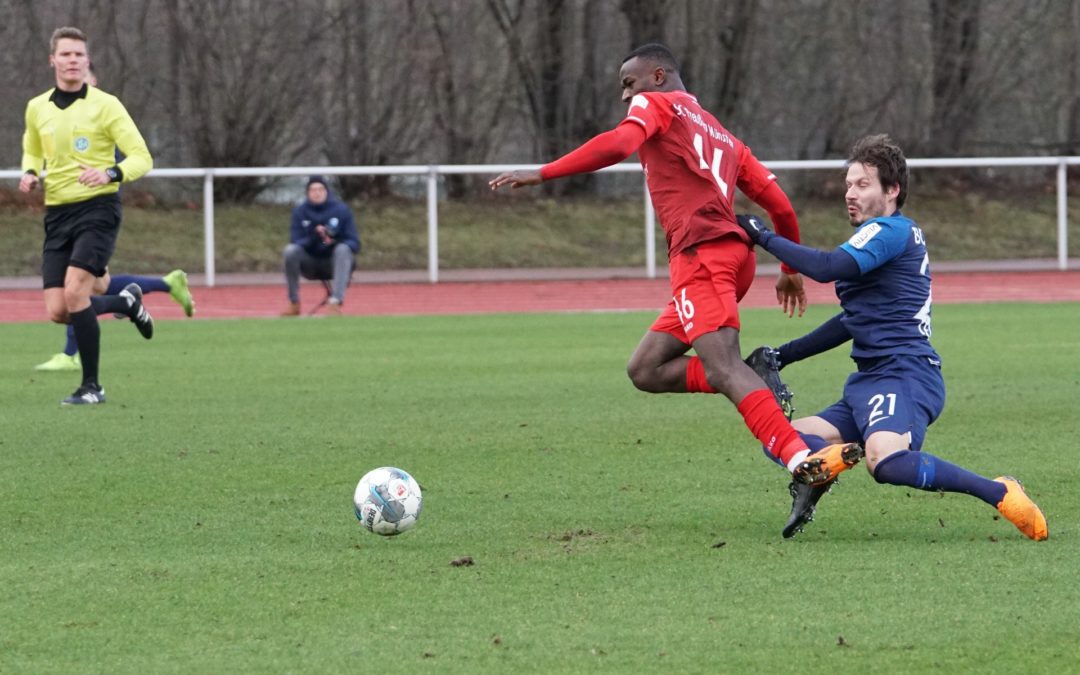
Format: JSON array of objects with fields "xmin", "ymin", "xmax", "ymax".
[
  {"xmin": 1058, "ymin": 159, "xmax": 1069, "ymax": 271},
  {"xmin": 203, "ymin": 170, "xmax": 216, "ymax": 288},
  {"xmin": 427, "ymin": 167, "xmax": 439, "ymax": 283},
  {"xmin": 644, "ymin": 177, "xmax": 656, "ymax": 278}
]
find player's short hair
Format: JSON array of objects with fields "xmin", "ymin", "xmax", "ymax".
[
  {"xmin": 622, "ymin": 43, "xmax": 680, "ymax": 74},
  {"xmin": 848, "ymin": 134, "xmax": 908, "ymax": 208},
  {"xmin": 50, "ymin": 27, "xmax": 87, "ymax": 54}
]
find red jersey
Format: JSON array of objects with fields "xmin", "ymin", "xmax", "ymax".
[{"xmin": 620, "ymin": 91, "xmax": 777, "ymax": 256}]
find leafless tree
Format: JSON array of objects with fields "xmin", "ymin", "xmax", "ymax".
[
  {"xmin": 486, "ymin": 0, "xmax": 566, "ymax": 164},
  {"xmin": 620, "ymin": 0, "xmax": 667, "ymax": 46},
  {"xmin": 313, "ymin": 1, "xmax": 430, "ymax": 199},
  {"xmin": 2, "ymin": 0, "xmax": 1078, "ymax": 204},
  {"xmin": 162, "ymin": 0, "xmax": 323, "ymax": 201},
  {"xmin": 423, "ymin": 2, "xmax": 513, "ymax": 197},
  {"xmin": 485, "ymin": 0, "xmax": 629, "ymax": 193},
  {"xmin": 1062, "ymin": 0, "xmax": 1080, "ymax": 154},
  {"xmin": 928, "ymin": 0, "xmax": 981, "ymax": 155}
]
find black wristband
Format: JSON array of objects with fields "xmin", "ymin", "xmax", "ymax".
[{"xmin": 25, "ymin": 170, "xmax": 37, "ymax": 177}]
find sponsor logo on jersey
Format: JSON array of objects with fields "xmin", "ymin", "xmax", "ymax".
[
  {"xmin": 672, "ymin": 102, "xmax": 735, "ymax": 148},
  {"xmin": 74, "ymin": 136, "xmax": 89, "ymax": 152},
  {"xmin": 629, "ymin": 94, "xmax": 649, "ymax": 112},
  {"xmin": 848, "ymin": 221, "xmax": 882, "ymax": 249}
]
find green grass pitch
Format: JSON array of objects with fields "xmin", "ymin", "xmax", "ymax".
[{"xmin": 1, "ymin": 302, "xmax": 1077, "ymax": 673}]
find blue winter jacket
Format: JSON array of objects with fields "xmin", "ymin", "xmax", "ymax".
[{"xmin": 289, "ymin": 189, "xmax": 360, "ymax": 258}]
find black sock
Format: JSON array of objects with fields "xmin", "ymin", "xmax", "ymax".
[
  {"xmin": 69, "ymin": 307, "xmax": 101, "ymax": 388},
  {"xmin": 90, "ymin": 294, "xmax": 131, "ymax": 316}
]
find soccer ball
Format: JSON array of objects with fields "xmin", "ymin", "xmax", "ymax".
[{"xmin": 353, "ymin": 467, "xmax": 423, "ymax": 535}]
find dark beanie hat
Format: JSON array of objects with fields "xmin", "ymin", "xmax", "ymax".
[{"xmin": 307, "ymin": 175, "xmax": 328, "ymax": 190}]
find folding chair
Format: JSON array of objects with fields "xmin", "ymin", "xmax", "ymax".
[{"xmin": 306, "ymin": 259, "xmax": 356, "ymax": 315}]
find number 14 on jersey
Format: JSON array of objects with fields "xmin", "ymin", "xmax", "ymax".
[{"xmin": 692, "ymin": 133, "xmax": 729, "ymax": 198}]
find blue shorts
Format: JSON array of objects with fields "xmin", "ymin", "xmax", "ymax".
[{"xmin": 816, "ymin": 355, "xmax": 945, "ymax": 451}]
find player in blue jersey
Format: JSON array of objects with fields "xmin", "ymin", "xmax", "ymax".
[
  {"xmin": 34, "ymin": 269, "xmax": 194, "ymax": 371},
  {"xmin": 737, "ymin": 134, "xmax": 1047, "ymax": 541}
]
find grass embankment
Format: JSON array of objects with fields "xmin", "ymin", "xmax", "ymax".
[{"xmin": 0, "ymin": 189, "xmax": 1075, "ymax": 276}]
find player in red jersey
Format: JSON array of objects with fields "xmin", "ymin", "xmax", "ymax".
[{"xmin": 491, "ymin": 43, "xmax": 858, "ymax": 503}]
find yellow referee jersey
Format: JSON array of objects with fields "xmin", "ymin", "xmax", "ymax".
[{"xmin": 21, "ymin": 85, "xmax": 153, "ymax": 206}]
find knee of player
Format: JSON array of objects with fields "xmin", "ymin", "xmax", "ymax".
[
  {"xmin": 48, "ymin": 307, "xmax": 69, "ymax": 324},
  {"xmin": 866, "ymin": 445, "xmax": 907, "ymax": 480},
  {"xmin": 283, "ymin": 243, "xmax": 302, "ymax": 259},
  {"xmin": 867, "ymin": 457, "xmax": 883, "ymax": 479},
  {"xmin": 625, "ymin": 361, "xmax": 649, "ymax": 390},
  {"xmin": 625, "ymin": 359, "xmax": 660, "ymax": 392},
  {"xmin": 62, "ymin": 286, "xmax": 90, "ymax": 311}
]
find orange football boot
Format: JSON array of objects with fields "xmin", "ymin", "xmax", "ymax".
[
  {"xmin": 994, "ymin": 477, "xmax": 1048, "ymax": 541},
  {"xmin": 792, "ymin": 443, "xmax": 865, "ymax": 486}
]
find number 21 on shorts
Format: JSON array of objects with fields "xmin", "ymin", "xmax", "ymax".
[{"xmin": 868, "ymin": 392, "xmax": 896, "ymax": 427}]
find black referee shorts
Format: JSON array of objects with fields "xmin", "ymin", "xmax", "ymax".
[{"xmin": 41, "ymin": 193, "xmax": 122, "ymax": 289}]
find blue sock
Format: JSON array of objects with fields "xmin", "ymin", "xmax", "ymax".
[
  {"xmin": 762, "ymin": 432, "xmax": 828, "ymax": 468},
  {"xmin": 63, "ymin": 324, "xmax": 78, "ymax": 356},
  {"xmin": 873, "ymin": 450, "xmax": 1007, "ymax": 506},
  {"xmin": 800, "ymin": 433, "xmax": 830, "ymax": 453},
  {"xmin": 107, "ymin": 274, "xmax": 168, "ymax": 294}
]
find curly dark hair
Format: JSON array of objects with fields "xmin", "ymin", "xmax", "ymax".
[{"xmin": 848, "ymin": 134, "xmax": 908, "ymax": 208}]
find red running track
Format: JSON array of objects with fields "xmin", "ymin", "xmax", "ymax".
[{"xmin": 0, "ymin": 270, "xmax": 1077, "ymax": 323}]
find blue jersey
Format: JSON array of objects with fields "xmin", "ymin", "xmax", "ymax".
[{"xmin": 836, "ymin": 213, "xmax": 941, "ymax": 362}]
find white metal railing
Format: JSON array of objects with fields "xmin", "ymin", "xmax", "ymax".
[{"xmin": 3, "ymin": 157, "xmax": 1076, "ymax": 285}]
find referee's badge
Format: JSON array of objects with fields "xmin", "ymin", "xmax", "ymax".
[{"xmin": 74, "ymin": 136, "xmax": 90, "ymax": 152}]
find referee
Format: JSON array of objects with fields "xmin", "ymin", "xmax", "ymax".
[{"xmin": 19, "ymin": 27, "xmax": 155, "ymax": 405}]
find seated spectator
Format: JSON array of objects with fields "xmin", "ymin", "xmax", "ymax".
[{"xmin": 281, "ymin": 175, "xmax": 360, "ymax": 316}]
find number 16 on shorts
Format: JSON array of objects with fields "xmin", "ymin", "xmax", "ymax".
[{"xmin": 673, "ymin": 287, "xmax": 695, "ymax": 333}]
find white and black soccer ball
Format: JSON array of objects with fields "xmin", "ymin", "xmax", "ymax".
[{"xmin": 353, "ymin": 467, "xmax": 423, "ymax": 536}]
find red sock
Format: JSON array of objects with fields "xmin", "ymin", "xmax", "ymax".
[
  {"xmin": 736, "ymin": 389, "xmax": 806, "ymax": 464},
  {"xmin": 685, "ymin": 356, "xmax": 717, "ymax": 393}
]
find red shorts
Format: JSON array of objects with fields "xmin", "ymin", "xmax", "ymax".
[{"xmin": 650, "ymin": 235, "xmax": 756, "ymax": 344}]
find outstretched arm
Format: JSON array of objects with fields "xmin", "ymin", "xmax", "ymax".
[
  {"xmin": 736, "ymin": 215, "xmax": 861, "ymax": 283},
  {"xmin": 776, "ymin": 312, "xmax": 852, "ymax": 368},
  {"xmin": 764, "ymin": 237, "xmax": 861, "ymax": 283},
  {"xmin": 489, "ymin": 123, "xmax": 647, "ymax": 190}
]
